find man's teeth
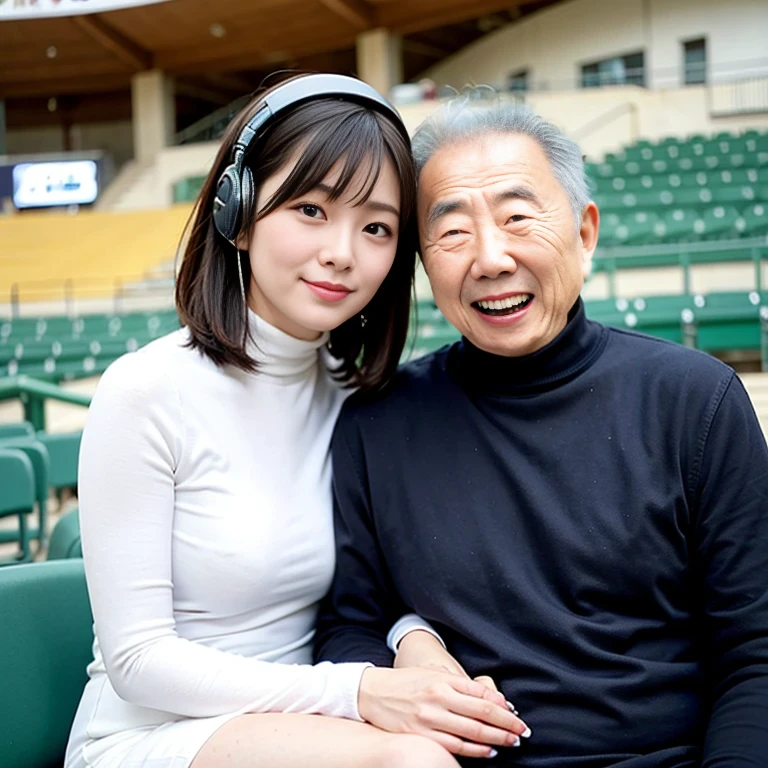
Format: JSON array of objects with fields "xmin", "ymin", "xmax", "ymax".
[{"xmin": 477, "ymin": 294, "xmax": 531, "ymax": 310}]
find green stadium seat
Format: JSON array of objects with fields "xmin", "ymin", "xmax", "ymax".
[
  {"xmin": 0, "ymin": 449, "xmax": 36, "ymax": 564},
  {"xmin": 699, "ymin": 206, "xmax": 741, "ymax": 240},
  {"xmin": 0, "ymin": 560, "xmax": 92, "ymax": 768},
  {"xmin": 35, "ymin": 431, "xmax": 81, "ymax": 495},
  {"xmin": 616, "ymin": 211, "xmax": 662, "ymax": 245},
  {"xmin": 598, "ymin": 212, "xmax": 627, "ymax": 247},
  {"xmin": 583, "ymin": 297, "xmax": 634, "ymax": 327},
  {"xmin": 690, "ymin": 291, "xmax": 763, "ymax": 352},
  {"xmin": 0, "ymin": 422, "xmax": 35, "ymax": 439},
  {"xmin": 0, "ymin": 437, "xmax": 50, "ymax": 548},
  {"xmin": 659, "ymin": 209, "xmax": 701, "ymax": 243},
  {"xmin": 737, "ymin": 203, "xmax": 768, "ymax": 236},
  {"xmin": 627, "ymin": 294, "xmax": 692, "ymax": 343},
  {"xmin": 708, "ymin": 186, "xmax": 763, "ymax": 206},
  {"xmin": 47, "ymin": 508, "xmax": 82, "ymax": 560}
]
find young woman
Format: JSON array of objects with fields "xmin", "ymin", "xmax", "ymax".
[{"xmin": 64, "ymin": 73, "xmax": 524, "ymax": 768}]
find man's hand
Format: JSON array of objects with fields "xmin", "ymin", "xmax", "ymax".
[
  {"xmin": 394, "ymin": 629, "xmax": 468, "ymax": 677},
  {"xmin": 358, "ymin": 666, "xmax": 528, "ymax": 759},
  {"xmin": 395, "ymin": 630, "xmax": 524, "ymax": 716}
]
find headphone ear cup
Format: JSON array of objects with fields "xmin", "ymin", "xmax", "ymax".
[
  {"xmin": 213, "ymin": 164, "xmax": 243, "ymax": 244},
  {"xmin": 241, "ymin": 166, "xmax": 255, "ymax": 231}
]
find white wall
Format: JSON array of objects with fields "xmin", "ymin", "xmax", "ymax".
[
  {"xmin": 649, "ymin": 0, "xmax": 768, "ymax": 87},
  {"xmin": 399, "ymin": 85, "xmax": 768, "ymax": 163},
  {"xmin": 423, "ymin": 0, "xmax": 768, "ymax": 92}
]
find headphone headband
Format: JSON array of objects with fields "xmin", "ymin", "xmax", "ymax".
[
  {"xmin": 233, "ymin": 73, "xmax": 405, "ymax": 164},
  {"xmin": 214, "ymin": 73, "xmax": 407, "ymax": 246}
]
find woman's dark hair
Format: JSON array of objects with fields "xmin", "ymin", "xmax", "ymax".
[{"xmin": 175, "ymin": 73, "xmax": 417, "ymax": 392}]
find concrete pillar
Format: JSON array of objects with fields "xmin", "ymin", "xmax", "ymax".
[
  {"xmin": 0, "ymin": 101, "xmax": 6, "ymax": 156},
  {"xmin": 356, "ymin": 28, "xmax": 403, "ymax": 98},
  {"xmin": 131, "ymin": 69, "xmax": 175, "ymax": 164}
]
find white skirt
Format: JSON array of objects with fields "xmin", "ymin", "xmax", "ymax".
[{"xmin": 65, "ymin": 677, "xmax": 242, "ymax": 768}]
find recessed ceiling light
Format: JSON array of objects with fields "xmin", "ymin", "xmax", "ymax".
[
  {"xmin": 46, "ymin": 45, "xmax": 58, "ymax": 59},
  {"xmin": 48, "ymin": 97, "xmax": 57, "ymax": 112},
  {"xmin": 209, "ymin": 23, "xmax": 226, "ymax": 38}
]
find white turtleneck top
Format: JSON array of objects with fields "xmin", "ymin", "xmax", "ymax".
[{"xmin": 69, "ymin": 312, "xmax": 373, "ymax": 750}]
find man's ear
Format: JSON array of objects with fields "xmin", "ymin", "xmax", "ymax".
[{"xmin": 579, "ymin": 202, "xmax": 599, "ymax": 278}]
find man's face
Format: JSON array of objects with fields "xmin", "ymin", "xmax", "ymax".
[{"xmin": 418, "ymin": 132, "xmax": 599, "ymax": 357}]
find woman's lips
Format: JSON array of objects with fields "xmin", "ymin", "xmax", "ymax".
[{"xmin": 303, "ymin": 280, "xmax": 352, "ymax": 302}]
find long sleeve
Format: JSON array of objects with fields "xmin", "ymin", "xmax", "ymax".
[
  {"xmin": 314, "ymin": 409, "xmax": 406, "ymax": 667},
  {"xmin": 692, "ymin": 374, "xmax": 768, "ymax": 766},
  {"xmin": 79, "ymin": 353, "xmax": 369, "ymax": 721}
]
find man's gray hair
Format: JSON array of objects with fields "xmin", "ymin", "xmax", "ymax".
[{"xmin": 411, "ymin": 92, "xmax": 591, "ymax": 225}]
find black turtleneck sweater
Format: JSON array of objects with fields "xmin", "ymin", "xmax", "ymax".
[{"xmin": 315, "ymin": 300, "xmax": 768, "ymax": 768}]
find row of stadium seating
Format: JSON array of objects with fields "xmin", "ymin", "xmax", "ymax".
[
  {"xmin": 0, "ymin": 309, "xmax": 180, "ymax": 381},
  {"xmin": 0, "ymin": 207, "xmax": 190, "ymax": 302},
  {"xmin": 586, "ymin": 150, "xmax": 768, "ymax": 179},
  {"xmin": 606, "ymin": 131, "xmax": 768, "ymax": 163},
  {"xmin": 598, "ymin": 205, "xmax": 768, "ymax": 246},
  {"xmin": 591, "ymin": 167, "xmax": 768, "ymax": 194},
  {"xmin": 589, "ymin": 130, "xmax": 768, "ymax": 249}
]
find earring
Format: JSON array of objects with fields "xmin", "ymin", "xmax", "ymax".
[
  {"xmin": 236, "ymin": 249, "xmax": 247, "ymax": 315},
  {"xmin": 360, "ymin": 313, "xmax": 367, "ymax": 329}
]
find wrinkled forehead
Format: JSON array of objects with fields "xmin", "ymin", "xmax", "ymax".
[{"xmin": 416, "ymin": 133, "xmax": 556, "ymax": 216}]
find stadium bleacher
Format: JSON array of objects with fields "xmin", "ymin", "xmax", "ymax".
[
  {"xmin": 0, "ymin": 309, "xmax": 180, "ymax": 382},
  {"xmin": 588, "ymin": 131, "xmax": 768, "ymax": 247},
  {"xmin": 0, "ymin": 206, "xmax": 192, "ymax": 303}
]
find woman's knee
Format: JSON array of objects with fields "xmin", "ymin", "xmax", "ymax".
[{"xmin": 375, "ymin": 734, "xmax": 458, "ymax": 768}]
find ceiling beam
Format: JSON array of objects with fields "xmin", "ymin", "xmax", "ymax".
[
  {"xmin": 156, "ymin": 32, "xmax": 359, "ymax": 74},
  {"xmin": 0, "ymin": 74, "xmax": 133, "ymax": 100},
  {"xmin": 316, "ymin": 0, "xmax": 373, "ymax": 29},
  {"xmin": 401, "ymin": 39, "xmax": 450, "ymax": 59},
  {"xmin": 71, "ymin": 14, "xmax": 152, "ymax": 71},
  {"xmin": 175, "ymin": 80, "xmax": 232, "ymax": 106},
  {"xmin": 378, "ymin": 0, "xmax": 526, "ymax": 36},
  {"xmin": 203, "ymin": 72, "xmax": 259, "ymax": 95}
]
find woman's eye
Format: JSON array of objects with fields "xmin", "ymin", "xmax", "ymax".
[
  {"xmin": 443, "ymin": 229, "xmax": 462, "ymax": 237},
  {"xmin": 508, "ymin": 214, "xmax": 527, "ymax": 223},
  {"xmin": 298, "ymin": 204, "xmax": 324, "ymax": 219},
  {"xmin": 364, "ymin": 223, "xmax": 392, "ymax": 237}
]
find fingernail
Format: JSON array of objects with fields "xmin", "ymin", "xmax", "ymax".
[
  {"xmin": 506, "ymin": 700, "xmax": 519, "ymax": 714},
  {"xmin": 521, "ymin": 726, "xmax": 532, "ymax": 739},
  {"xmin": 512, "ymin": 737, "xmax": 522, "ymax": 747},
  {"xmin": 488, "ymin": 748, "xmax": 498, "ymax": 758}
]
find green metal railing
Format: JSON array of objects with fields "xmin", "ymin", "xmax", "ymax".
[
  {"xmin": 0, "ymin": 377, "xmax": 91, "ymax": 432},
  {"xmin": 592, "ymin": 236, "xmax": 768, "ymax": 297}
]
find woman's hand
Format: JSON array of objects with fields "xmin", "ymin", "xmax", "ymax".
[{"xmin": 358, "ymin": 666, "xmax": 529, "ymax": 759}]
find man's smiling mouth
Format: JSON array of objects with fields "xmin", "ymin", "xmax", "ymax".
[{"xmin": 472, "ymin": 293, "xmax": 533, "ymax": 316}]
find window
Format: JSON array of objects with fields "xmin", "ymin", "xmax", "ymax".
[
  {"xmin": 683, "ymin": 38, "xmax": 707, "ymax": 85},
  {"xmin": 581, "ymin": 51, "xmax": 645, "ymax": 88},
  {"xmin": 507, "ymin": 69, "xmax": 529, "ymax": 93}
]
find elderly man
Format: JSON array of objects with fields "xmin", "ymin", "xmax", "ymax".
[{"xmin": 315, "ymin": 97, "xmax": 768, "ymax": 767}]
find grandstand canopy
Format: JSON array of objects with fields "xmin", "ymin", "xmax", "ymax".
[{"xmin": 1, "ymin": 0, "xmax": 561, "ymax": 130}]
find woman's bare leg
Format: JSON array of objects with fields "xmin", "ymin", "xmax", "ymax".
[{"xmin": 191, "ymin": 713, "xmax": 460, "ymax": 768}]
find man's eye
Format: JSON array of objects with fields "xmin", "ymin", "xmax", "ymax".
[
  {"xmin": 364, "ymin": 223, "xmax": 392, "ymax": 237},
  {"xmin": 443, "ymin": 229, "xmax": 462, "ymax": 237},
  {"xmin": 508, "ymin": 214, "xmax": 527, "ymax": 223}
]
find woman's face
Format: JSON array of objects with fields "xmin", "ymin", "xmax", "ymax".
[{"xmin": 240, "ymin": 154, "xmax": 402, "ymax": 341}]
